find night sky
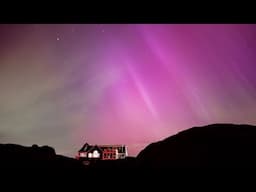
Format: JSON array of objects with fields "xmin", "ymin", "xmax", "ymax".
[{"xmin": 1, "ymin": 24, "xmax": 256, "ymax": 157}]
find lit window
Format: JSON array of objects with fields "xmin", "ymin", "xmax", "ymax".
[
  {"xmin": 88, "ymin": 153, "xmax": 92, "ymax": 158},
  {"xmin": 93, "ymin": 150, "xmax": 100, "ymax": 158}
]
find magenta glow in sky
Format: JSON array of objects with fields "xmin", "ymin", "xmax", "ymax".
[{"xmin": 0, "ymin": 24, "xmax": 256, "ymax": 157}]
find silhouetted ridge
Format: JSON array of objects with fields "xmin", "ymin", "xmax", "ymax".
[
  {"xmin": 137, "ymin": 123, "xmax": 256, "ymax": 169},
  {"xmin": 0, "ymin": 143, "xmax": 86, "ymax": 179},
  {"xmin": 1, "ymin": 123, "xmax": 256, "ymax": 182}
]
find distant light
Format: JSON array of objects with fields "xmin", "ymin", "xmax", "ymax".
[
  {"xmin": 57, "ymin": 37, "xmax": 60, "ymax": 41},
  {"xmin": 88, "ymin": 153, "xmax": 92, "ymax": 158}
]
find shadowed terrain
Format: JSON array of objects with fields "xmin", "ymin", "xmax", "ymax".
[
  {"xmin": 137, "ymin": 124, "xmax": 256, "ymax": 170},
  {"xmin": 1, "ymin": 123, "xmax": 256, "ymax": 180}
]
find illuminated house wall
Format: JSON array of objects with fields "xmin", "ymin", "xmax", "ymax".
[{"xmin": 77, "ymin": 143, "xmax": 128, "ymax": 161}]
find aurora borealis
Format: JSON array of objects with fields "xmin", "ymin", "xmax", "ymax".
[{"xmin": 0, "ymin": 24, "xmax": 256, "ymax": 157}]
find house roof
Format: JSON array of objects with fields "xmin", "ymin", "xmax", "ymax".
[
  {"xmin": 79, "ymin": 143, "xmax": 103, "ymax": 153},
  {"xmin": 87, "ymin": 145, "xmax": 103, "ymax": 153},
  {"xmin": 79, "ymin": 143, "xmax": 91, "ymax": 152},
  {"xmin": 79, "ymin": 143, "xmax": 127, "ymax": 153}
]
